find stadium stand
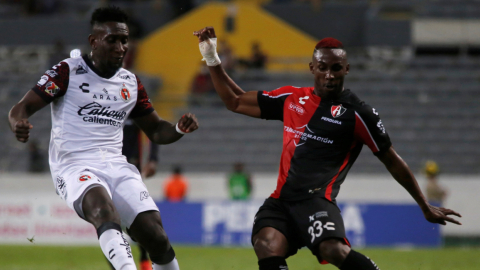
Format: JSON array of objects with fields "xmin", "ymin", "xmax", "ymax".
[{"xmin": 155, "ymin": 55, "xmax": 480, "ymax": 174}]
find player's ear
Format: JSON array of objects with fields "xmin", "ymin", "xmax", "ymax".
[
  {"xmin": 309, "ymin": 62, "xmax": 314, "ymax": 74},
  {"xmin": 345, "ymin": 63, "xmax": 350, "ymax": 75},
  {"xmin": 88, "ymin": 34, "xmax": 97, "ymax": 50}
]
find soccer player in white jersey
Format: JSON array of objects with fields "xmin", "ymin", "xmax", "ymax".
[{"xmin": 8, "ymin": 6, "xmax": 197, "ymax": 270}]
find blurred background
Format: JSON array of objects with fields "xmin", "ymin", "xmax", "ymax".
[{"xmin": 1, "ymin": 0, "xmax": 480, "ymax": 267}]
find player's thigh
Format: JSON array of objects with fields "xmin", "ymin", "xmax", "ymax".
[
  {"xmin": 54, "ymin": 166, "xmax": 112, "ymax": 220},
  {"xmin": 290, "ymin": 197, "xmax": 350, "ymax": 261},
  {"xmin": 110, "ymin": 167, "xmax": 159, "ymax": 228},
  {"xmin": 252, "ymin": 198, "xmax": 299, "ymax": 259}
]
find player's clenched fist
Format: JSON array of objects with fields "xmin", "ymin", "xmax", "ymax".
[
  {"xmin": 193, "ymin": 26, "xmax": 217, "ymax": 42},
  {"xmin": 193, "ymin": 27, "xmax": 221, "ymax": 66},
  {"xmin": 176, "ymin": 113, "xmax": 199, "ymax": 134},
  {"xmin": 12, "ymin": 119, "xmax": 33, "ymax": 143}
]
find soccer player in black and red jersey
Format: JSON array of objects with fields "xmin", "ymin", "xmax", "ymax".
[{"xmin": 193, "ymin": 27, "xmax": 462, "ymax": 270}]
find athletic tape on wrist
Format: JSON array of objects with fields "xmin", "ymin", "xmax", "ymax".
[
  {"xmin": 199, "ymin": 37, "xmax": 221, "ymax": 66},
  {"xmin": 176, "ymin": 123, "xmax": 186, "ymax": 135}
]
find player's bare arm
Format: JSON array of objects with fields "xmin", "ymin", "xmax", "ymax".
[
  {"xmin": 134, "ymin": 111, "xmax": 199, "ymax": 144},
  {"xmin": 8, "ymin": 90, "xmax": 49, "ymax": 143},
  {"xmin": 377, "ymin": 146, "xmax": 462, "ymax": 225},
  {"xmin": 193, "ymin": 26, "xmax": 261, "ymax": 118}
]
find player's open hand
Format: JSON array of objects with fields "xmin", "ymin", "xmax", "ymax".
[
  {"xmin": 423, "ymin": 204, "xmax": 462, "ymax": 225},
  {"xmin": 177, "ymin": 113, "xmax": 199, "ymax": 134},
  {"xmin": 12, "ymin": 119, "xmax": 33, "ymax": 143},
  {"xmin": 193, "ymin": 26, "xmax": 216, "ymax": 43}
]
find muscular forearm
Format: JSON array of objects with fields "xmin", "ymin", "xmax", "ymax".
[
  {"xmin": 208, "ymin": 65, "xmax": 245, "ymax": 111},
  {"xmin": 8, "ymin": 103, "xmax": 30, "ymax": 131},
  {"xmin": 382, "ymin": 152, "xmax": 429, "ymax": 211},
  {"xmin": 149, "ymin": 122, "xmax": 183, "ymax": 145}
]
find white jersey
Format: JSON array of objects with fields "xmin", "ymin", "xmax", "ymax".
[{"xmin": 33, "ymin": 55, "xmax": 154, "ymax": 177}]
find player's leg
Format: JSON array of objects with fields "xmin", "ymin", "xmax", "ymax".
[
  {"xmin": 251, "ymin": 198, "xmax": 298, "ymax": 270},
  {"xmin": 293, "ymin": 197, "xmax": 379, "ymax": 270},
  {"xmin": 252, "ymin": 227, "xmax": 289, "ymax": 270},
  {"xmin": 82, "ymin": 186, "xmax": 137, "ymax": 270},
  {"xmin": 139, "ymin": 245, "xmax": 152, "ymax": 270},
  {"xmin": 111, "ymin": 162, "xmax": 178, "ymax": 269},
  {"xmin": 316, "ymin": 239, "xmax": 379, "ymax": 269},
  {"xmin": 128, "ymin": 211, "xmax": 179, "ymax": 270},
  {"xmin": 55, "ymin": 167, "xmax": 136, "ymax": 270}
]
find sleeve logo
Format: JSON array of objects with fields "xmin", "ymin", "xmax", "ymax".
[
  {"xmin": 45, "ymin": 81, "xmax": 60, "ymax": 96},
  {"xmin": 331, "ymin": 104, "xmax": 347, "ymax": 118},
  {"xmin": 377, "ymin": 120, "xmax": 386, "ymax": 133},
  {"xmin": 46, "ymin": 70, "xmax": 58, "ymax": 78},
  {"xmin": 37, "ymin": 75, "xmax": 48, "ymax": 86}
]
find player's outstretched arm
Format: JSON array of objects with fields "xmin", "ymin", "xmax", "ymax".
[
  {"xmin": 193, "ymin": 26, "xmax": 261, "ymax": 118},
  {"xmin": 8, "ymin": 90, "xmax": 49, "ymax": 143},
  {"xmin": 133, "ymin": 111, "xmax": 198, "ymax": 145},
  {"xmin": 377, "ymin": 146, "xmax": 462, "ymax": 225}
]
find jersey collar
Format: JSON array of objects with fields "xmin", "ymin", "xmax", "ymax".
[{"xmin": 82, "ymin": 54, "xmax": 120, "ymax": 80}]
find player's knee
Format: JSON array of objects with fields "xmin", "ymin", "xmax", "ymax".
[
  {"xmin": 141, "ymin": 223, "xmax": 170, "ymax": 251},
  {"xmin": 318, "ymin": 238, "xmax": 350, "ymax": 267},
  {"xmin": 151, "ymin": 228, "xmax": 169, "ymax": 250},
  {"xmin": 85, "ymin": 203, "xmax": 118, "ymax": 227},
  {"xmin": 253, "ymin": 237, "xmax": 279, "ymax": 258}
]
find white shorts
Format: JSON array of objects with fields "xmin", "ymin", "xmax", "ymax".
[{"xmin": 52, "ymin": 159, "xmax": 158, "ymax": 228}]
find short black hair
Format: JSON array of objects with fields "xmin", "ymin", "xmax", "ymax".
[{"xmin": 90, "ymin": 6, "xmax": 128, "ymax": 28}]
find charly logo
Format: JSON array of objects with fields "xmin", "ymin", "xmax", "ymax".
[
  {"xmin": 299, "ymin": 96, "xmax": 309, "ymax": 105},
  {"xmin": 119, "ymin": 83, "xmax": 130, "ymax": 102},
  {"xmin": 331, "ymin": 104, "xmax": 347, "ymax": 118}
]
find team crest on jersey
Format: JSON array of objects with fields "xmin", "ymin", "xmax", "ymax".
[
  {"xmin": 331, "ymin": 104, "xmax": 346, "ymax": 118},
  {"xmin": 119, "ymin": 83, "xmax": 131, "ymax": 102},
  {"xmin": 45, "ymin": 81, "xmax": 60, "ymax": 96},
  {"xmin": 78, "ymin": 175, "xmax": 91, "ymax": 182}
]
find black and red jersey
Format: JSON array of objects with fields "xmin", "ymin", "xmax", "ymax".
[{"xmin": 257, "ymin": 86, "xmax": 391, "ymax": 202}]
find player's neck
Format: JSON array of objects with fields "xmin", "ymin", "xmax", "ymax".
[
  {"xmin": 88, "ymin": 52, "xmax": 118, "ymax": 78},
  {"xmin": 314, "ymin": 87, "xmax": 344, "ymax": 100}
]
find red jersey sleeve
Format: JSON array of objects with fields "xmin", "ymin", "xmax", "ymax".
[
  {"xmin": 130, "ymin": 75, "xmax": 154, "ymax": 118},
  {"xmin": 32, "ymin": 61, "xmax": 70, "ymax": 103},
  {"xmin": 354, "ymin": 103, "xmax": 392, "ymax": 154},
  {"xmin": 257, "ymin": 86, "xmax": 295, "ymax": 121}
]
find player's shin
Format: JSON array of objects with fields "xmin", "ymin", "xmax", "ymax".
[
  {"xmin": 258, "ymin": 256, "xmax": 289, "ymax": 270},
  {"xmin": 97, "ymin": 222, "xmax": 137, "ymax": 270},
  {"xmin": 151, "ymin": 246, "xmax": 180, "ymax": 270},
  {"xmin": 339, "ymin": 250, "xmax": 380, "ymax": 270}
]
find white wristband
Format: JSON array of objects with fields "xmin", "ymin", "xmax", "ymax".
[
  {"xmin": 199, "ymin": 37, "xmax": 221, "ymax": 66},
  {"xmin": 175, "ymin": 123, "xmax": 186, "ymax": 135}
]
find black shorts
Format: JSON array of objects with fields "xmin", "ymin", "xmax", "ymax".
[{"xmin": 252, "ymin": 197, "xmax": 349, "ymax": 259}]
